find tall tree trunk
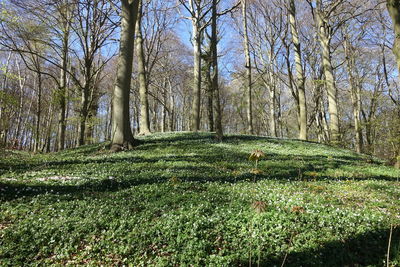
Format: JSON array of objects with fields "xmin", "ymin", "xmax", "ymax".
[
  {"xmin": 268, "ymin": 81, "xmax": 277, "ymax": 137},
  {"xmin": 344, "ymin": 36, "xmax": 363, "ymax": 153},
  {"xmin": 168, "ymin": 78, "xmax": 175, "ymax": 131},
  {"xmin": 14, "ymin": 60, "xmax": 26, "ymax": 145},
  {"xmin": 288, "ymin": 0, "xmax": 307, "ymax": 140},
  {"xmin": 315, "ymin": 0, "xmax": 340, "ymax": 144},
  {"xmin": 211, "ymin": 0, "xmax": 223, "ymax": 140},
  {"xmin": 191, "ymin": 1, "xmax": 202, "ymax": 132},
  {"xmin": 34, "ymin": 71, "xmax": 42, "ymax": 153},
  {"xmin": 242, "ymin": 0, "xmax": 253, "ymax": 134},
  {"xmin": 0, "ymin": 52, "xmax": 12, "ymax": 147},
  {"xmin": 205, "ymin": 58, "xmax": 214, "ymax": 132},
  {"xmin": 387, "ymin": 0, "xmax": 400, "ymax": 168},
  {"xmin": 111, "ymin": 0, "xmax": 139, "ymax": 151},
  {"xmin": 57, "ymin": 1, "xmax": 70, "ymax": 151},
  {"xmin": 136, "ymin": 0, "xmax": 151, "ymax": 135},
  {"xmin": 161, "ymin": 78, "xmax": 167, "ymax": 132}
]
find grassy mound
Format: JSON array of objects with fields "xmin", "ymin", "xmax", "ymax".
[{"xmin": 1, "ymin": 132, "xmax": 400, "ymax": 266}]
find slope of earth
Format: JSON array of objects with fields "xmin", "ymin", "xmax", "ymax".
[{"xmin": 1, "ymin": 132, "xmax": 400, "ymax": 266}]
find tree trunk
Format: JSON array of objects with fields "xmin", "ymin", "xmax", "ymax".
[
  {"xmin": 168, "ymin": 78, "xmax": 175, "ymax": 131},
  {"xmin": 387, "ymin": 0, "xmax": 400, "ymax": 168},
  {"xmin": 206, "ymin": 59, "xmax": 214, "ymax": 132},
  {"xmin": 344, "ymin": 35, "xmax": 363, "ymax": 153},
  {"xmin": 316, "ymin": 0, "xmax": 340, "ymax": 144},
  {"xmin": 288, "ymin": 0, "xmax": 307, "ymax": 140},
  {"xmin": 34, "ymin": 71, "xmax": 42, "ymax": 153},
  {"xmin": 0, "ymin": 52, "xmax": 12, "ymax": 147},
  {"xmin": 136, "ymin": 0, "xmax": 151, "ymax": 135},
  {"xmin": 242, "ymin": 0, "xmax": 253, "ymax": 134},
  {"xmin": 57, "ymin": 1, "xmax": 70, "ymax": 151},
  {"xmin": 111, "ymin": 0, "xmax": 139, "ymax": 151},
  {"xmin": 14, "ymin": 60, "xmax": 26, "ymax": 145},
  {"xmin": 78, "ymin": 81, "xmax": 89, "ymax": 146},
  {"xmin": 211, "ymin": 0, "xmax": 223, "ymax": 140},
  {"xmin": 191, "ymin": 2, "xmax": 202, "ymax": 132}
]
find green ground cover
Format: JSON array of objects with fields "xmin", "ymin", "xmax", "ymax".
[{"xmin": 1, "ymin": 132, "xmax": 399, "ymax": 266}]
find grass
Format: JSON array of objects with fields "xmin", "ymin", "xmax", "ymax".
[{"xmin": 1, "ymin": 132, "xmax": 400, "ymax": 266}]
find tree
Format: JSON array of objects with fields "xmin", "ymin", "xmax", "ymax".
[
  {"xmin": 111, "ymin": 0, "xmax": 139, "ymax": 151},
  {"xmin": 241, "ymin": 0, "xmax": 253, "ymax": 134},
  {"xmin": 179, "ymin": 0, "xmax": 213, "ymax": 132},
  {"xmin": 210, "ymin": 0, "xmax": 223, "ymax": 140},
  {"xmin": 135, "ymin": 0, "xmax": 151, "ymax": 135},
  {"xmin": 387, "ymin": 0, "xmax": 400, "ymax": 168},
  {"xmin": 311, "ymin": 0, "xmax": 341, "ymax": 144},
  {"xmin": 288, "ymin": 0, "xmax": 307, "ymax": 141}
]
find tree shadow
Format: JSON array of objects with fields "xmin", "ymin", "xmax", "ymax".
[
  {"xmin": 237, "ymin": 227, "xmax": 400, "ymax": 267},
  {"xmin": 1, "ymin": 133, "xmax": 398, "ymax": 202}
]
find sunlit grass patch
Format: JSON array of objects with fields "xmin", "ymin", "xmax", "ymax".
[{"xmin": 0, "ymin": 132, "xmax": 399, "ymax": 266}]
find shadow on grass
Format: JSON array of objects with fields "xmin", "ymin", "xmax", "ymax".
[
  {"xmin": 238, "ymin": 227, "xmax": 400, "ymax": 267},
  {"xmin": 1, "ymin": 133, "xmax": 398, "ymax": 201}
]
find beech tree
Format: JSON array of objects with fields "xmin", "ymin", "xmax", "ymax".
[
  {"xmin": 387, "ymin": 0, "xmax": 400, "ymax": 168},
  {"xmin": 288, "ymin": 0, "xmax": 307, "ymax": 140},
  {"xmin": 110, "ymin": 0, "xmax": 139, "ymax": 151}
]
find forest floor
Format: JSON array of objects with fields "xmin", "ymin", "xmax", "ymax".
[{"xmin": 1, "ymin": 132, "xmax": 400, "ymax": 266}]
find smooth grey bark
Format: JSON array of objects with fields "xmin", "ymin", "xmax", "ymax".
[
  {"xmin": 190, "ymin": 0, "xmax": 202, "ymax": 132},
  {"xmin": 387, "ymin": 0, "xmax": 400, "ymax": 168},
  {"xmin": 242, "ymin": 0, "xmax": 253, "ymax": 134},
  {"xmin": 111, "ymin": 0, "xmax": 139, "ymax": 151},
  {"xmin": 168, "ymin": 78, "xmax": 175, "ymax": 131},
  {"xmin": 135, "ymin": 0, "xmax": 151, "ymax": 135},
  {"xmin": 288, "ymin": 0, "xmax": 307, "ymax": 140},
  {"xmin": 315, "ymin": 0, "xmax": 340, "ymax": 144},
  {"xmin": 343, "ymin": 35, "xmax": 363, "ymax": 153},
  {"xmin": 57, "ymin": 0, "xmax": 71, "ymax": 151},
  {"xmin": 14, "ymin": 59, "xmax": 26, "ymax": 147},
  {"xmin": 34, "ymin": 70, "xmax": 42, "ymax": 153}
]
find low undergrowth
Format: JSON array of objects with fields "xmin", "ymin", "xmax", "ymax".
[{"xmin": 1, "ymin": 132, "xmax": 399, "ymax": 266}]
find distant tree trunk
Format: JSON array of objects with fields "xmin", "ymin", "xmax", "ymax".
[
  {"xmin": 136, "ymin": 0, "xmax": 151, "ymax": 135},
  {"xmin": 268, "ymin": 80, "xmax": 277, "ymax": 137},
  {"xmin": 387, "ymin": 0, "xmax": 400, "ymax": 168},
  {"xmin": 344, "ymin": 35, "xmax": 363, "ymax": 153},
  {"xmin": 242, "ymin": 0, "xmax": 253, "ymax": 134},
  {"xmin": 266, "ymin": 52, "xmax": 277, "ymax": 137},
  {"xmin": 161, "ymin": 78, "xmax": 167, "ymax": 132},
  {"xmin": 86, "ymin": 91, "xmax": 99, "ymax": 144},
  {"xmin": 0, "ymin": 52, "xmax": 12, "ymax": 147},
  {"xmin": 152, "ymin": 99, "xmax": 158, "ymax": 132},
  {"xmin": 111, "ymin": 0, "xmax": 139, "ymax": 151},
  {"xmin": 315, "ymin": 0, "xmax": 340, "ymax": 144},
  {"xmin": 288, "ymin": 0, "xmax": 307, "ymax": 140},
  {"xmin": 211, "ymin": 0, "xmax": 223, "ymax": 140},
  {"xmin": 57, "ymin": 1, "xmax": 71, "ymax": 151},
  {"xmin": 78, "ymin": 77, "xmax": 90, "ymax": 146},
  {"xmin": 168, "ymin": 78, "xmax": 175, "ymax": 131},
  {"xmin": 205, "ymin": 57, "xmax": 214, "ymax": 132},
  {"xmin": 14, "ymin": 60, "xmax": 26, "ymax": 145},
  {"xmin": 34, "ymin": 71, "xmax": 42, "ymax": 153},
  {"xmin": 190, "ymin": 2, "xmax": 202, "ymax": 132},
  {"xmin": 42, "ymin": 103, "xmax": 54, "ymax": 153}
]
